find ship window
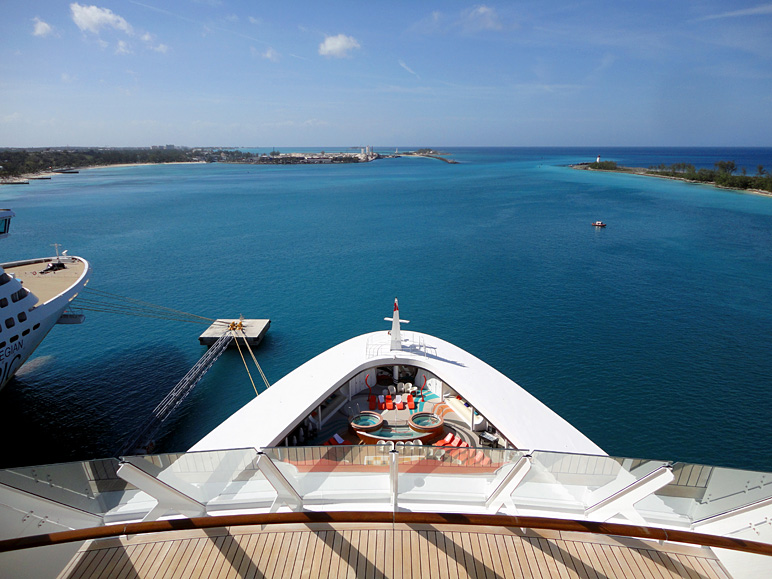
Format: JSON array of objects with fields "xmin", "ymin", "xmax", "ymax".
[
  {"xmin": 0, "ymin": 298, "xmax": 7, "ymax": 307},
  {"xmin": 11, "ymin": 289, "xmax": 28, "ymax": 303},
  {"xmin": 0, "ymin": 219, "xmax": 9, "ymax": 235},
  {"xmin": 17, "ymin": 312, "xmax": 27, "ymax": 323},
  {"xmin": 9, "ymin": 335, "xmax": 17, "ymax": 343},
  {"xmin": 22, "ymin": 329, "xmax": 30, "ymax": 336},
  {"xmin": 5, "ymin": 318, "xmax": 14, "ymax": 329},
  {"xmin": 33, "ymin": 323, "xmax": 40, "ymax": 330},
  {"xmin": 0, "ymin": 341, "xmax": 5, "ymax": 348},
  {"xmin": 0, "ymin": 273, "xmax": 10, "ymax": 286}
]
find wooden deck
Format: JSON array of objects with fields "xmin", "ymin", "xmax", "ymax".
[{"xmin": 58, "ymin": 522, "xmax": 732, "ymax": 578}]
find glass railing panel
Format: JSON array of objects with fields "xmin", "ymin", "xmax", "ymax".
[
  {"xmin": 663, "ymin": 462, "xmax": 772, "ymax": 523},
  {"xmin": 396, "ymin": 445, "xmax": 522, "ymax": 508},
  {"xmin": 261, "ymin": 445, "xmax": 391, "ymax": 505},
  {"xmin": 0, "ymin": 457, "xmax": 125, "ymax": 515},
  {"xmin": 510, "ymin": 451, "xmax": 670, "ymax": 515},
  {"xmin": 122, "ymin": 448, "xmax": 264, "ymax": 504}
]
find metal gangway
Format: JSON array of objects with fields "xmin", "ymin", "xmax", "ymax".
[{"xmin": 120, "ymin": 332, "xmax": 234, "ymax": 455}]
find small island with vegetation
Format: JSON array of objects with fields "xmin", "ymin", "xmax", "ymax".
[{"xmin": 573, "ymin": 159, "xmax": 772, "ymax": 195}]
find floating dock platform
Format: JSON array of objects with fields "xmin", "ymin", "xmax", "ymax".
[{"xmin": 199, "ymin": 318, "xmax": 271, "ymax": 348}]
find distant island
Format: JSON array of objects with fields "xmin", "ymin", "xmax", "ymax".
[
  {"xmin": 0, "ymin": 146, "xmax": 456, "ymax": 182},
  {"xmin": 572, "ymin": 159, "xmax": 772, "ymax": 195}
]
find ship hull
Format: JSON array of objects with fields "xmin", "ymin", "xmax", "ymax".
[{"xmin": 0, "ymin": 256, "xmax": 91, "ymax": 390}]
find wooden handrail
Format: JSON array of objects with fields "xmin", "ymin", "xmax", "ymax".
[{"xmin": 2, "ymin": 511, "xmax": 771, "ymax": 557}]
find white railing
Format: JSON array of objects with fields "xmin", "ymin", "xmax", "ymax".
[{"xmin": 4, "ymin": 446, "xmax": 772, "ymax": 547}]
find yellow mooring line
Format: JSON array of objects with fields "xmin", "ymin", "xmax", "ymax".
[{"xmin": 232, "ymin": 330, "xmax": 260, "ymax": 397}]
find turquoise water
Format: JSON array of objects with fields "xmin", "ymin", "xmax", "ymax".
[
  {"xmin": 1, "ymin": 147, "xmax": 771, "ymax": 470},
  {"xmin": 412, "ymin": 414, "xmax": 441, "ymax": 427},
  {"xmin": 352, "ymin": 415, "xmax": 379, "ymax": 427},
  {"xmin": 369, "ymin": 424, "xmax": 420, "ymax": 440}
]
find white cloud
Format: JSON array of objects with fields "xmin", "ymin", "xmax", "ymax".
[
  {"xmin": 140, "ymin": 32, "xmax": 169, "ymax": 53},
  {"xmin": 262, "ymin": 47, "xmax": 279, "ymax": 62},
  {"xmin": 32, "ymin": 17, "xmax": 53, "ymax": 37},
  {"xmin": 1, "ymin": 112, "xmax": 22, "ymax": 123},
  {"xmin": 414, "ymin": 5, "xmax": 511, "ymax": 36},
  {"xmin": 699, "ymin": 3, "xmax": 772, "ymax": 20},
  {"xmin": 399, "ymin": 59, "xmax": 420, "ymax": 79},
  {"xmin": 248, "ymin": 16, "xmax": 260, "ymax": 25},
  {"xmin": 70, "ymin": 3, "xmax": 133, "ymax": 35},
  {"xmin": 115, "ymin": 40, "xmax": 131, "ymax": 54},
  {"xmin": 251, "ymin": 46, "xmax": 279, "ymax": 61},
  {"xmin": 464, "ymin": 5, "xmax": 502, "ymax": 32},
  {"xmin": 318, "ymin": 34, "xmax": 360, "ymax": 58}
]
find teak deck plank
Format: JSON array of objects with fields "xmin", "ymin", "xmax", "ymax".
[
  {"xmin": 401, "ymin": 529, "xmax": 413, "ymax": 579},
  {"xmin": 493, "ymin": 533, "xmax": 515, "ymax": 579},
  {"xmin": 550, "ymin": 539, "xmax": 580, "ymax": 579},
  {"xmin": 507, "ymin": 532, "xmax": 534, "ymax": 579},
  {"xmin": 563, "ymin": 540, "xmax": 594, "ymax": 579},
  {"xmin": 59, "ymin": 523, "xmax": 734, "ymax": 579},
  {"xmin": 519, "ymin": 534, "xmax": 544, "ymax": 579},
  {"xmin": 158, "ymin": 539, "xmax": 187, "ymax": 579}
]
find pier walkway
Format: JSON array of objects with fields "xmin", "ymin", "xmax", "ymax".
[{"xmin": 121, "ymin": 332, "xmax": 233, "ymax": 455}]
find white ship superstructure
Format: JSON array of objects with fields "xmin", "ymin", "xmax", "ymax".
[
  {"xmin": 0, "ymin": 299, "xmax": 771, "ymax": 578},
  {"xmin": 0, "ymin": 209, "xmax": 91, "ymax": 390}
]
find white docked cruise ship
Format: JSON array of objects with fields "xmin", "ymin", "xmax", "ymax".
[
  {"xmin": 0, "ymin": 209, "xmax": 91, "ymax": 391},
  {"xmin": 0, "ymin": 300, "xmax": 770, "ymax": 578}
]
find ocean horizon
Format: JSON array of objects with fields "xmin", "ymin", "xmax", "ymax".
[{"xmin": 1, "ymin": 146, "xmax": 770, "ymax": 472}]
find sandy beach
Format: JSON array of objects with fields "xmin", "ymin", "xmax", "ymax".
[{"xmin": 0, "ymin": 161, "xmax": 207, "ymax": 184}]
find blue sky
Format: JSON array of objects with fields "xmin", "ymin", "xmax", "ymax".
[{"xmin": 2, "ymin": 1, "xmax": 771, "ymax": 147}]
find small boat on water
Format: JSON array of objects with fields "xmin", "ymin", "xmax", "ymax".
[{"xmin": 592, "ymin": 221, "xmax": 606, "ymax": 227}]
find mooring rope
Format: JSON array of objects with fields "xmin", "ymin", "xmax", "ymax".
[
  {"xmin": 77, "ymin": 287, "xmax": 225, "ymax": 324},
  {"xmin": 232, "ymin": 330, "xmax": 260, "ymax": 397},
  {"xmin": 238, "ymin": 330, "xmax": 271, "ymax": 390}
]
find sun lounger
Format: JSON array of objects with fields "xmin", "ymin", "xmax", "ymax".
[
  {"xmin": 406, "ymin": 394, "xmax": 416, "ymax": 410},
  {"xmin": 385, "ymin": 395, "xmax": 394, "ymax": 410},
  {"xmin": 378, "ymin": 395, "xmax": 385, "ymax": 410},
  {"xmin": 395, "ymin": 395, "xmax": 404, "ymax": 410},
  {"xmin": 368, "ymin": 395, "xmax": 377, "ymax": 410},
  {"xmin": 333, "ymin": 433, "xmax": 345, "ymax": 445}
]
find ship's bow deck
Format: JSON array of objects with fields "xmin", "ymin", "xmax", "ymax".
[{"xmin": 3, "ymin": 258, "xmax": 87, "ymax": 304}]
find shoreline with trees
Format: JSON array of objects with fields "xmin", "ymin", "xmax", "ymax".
[
  {"xmin": 572, "ymin": 160, "xmax": 772, "ymax": 196},
  {"xmin": 0, "ymin": 147, "xmax": 455, "ymax": 183}
]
